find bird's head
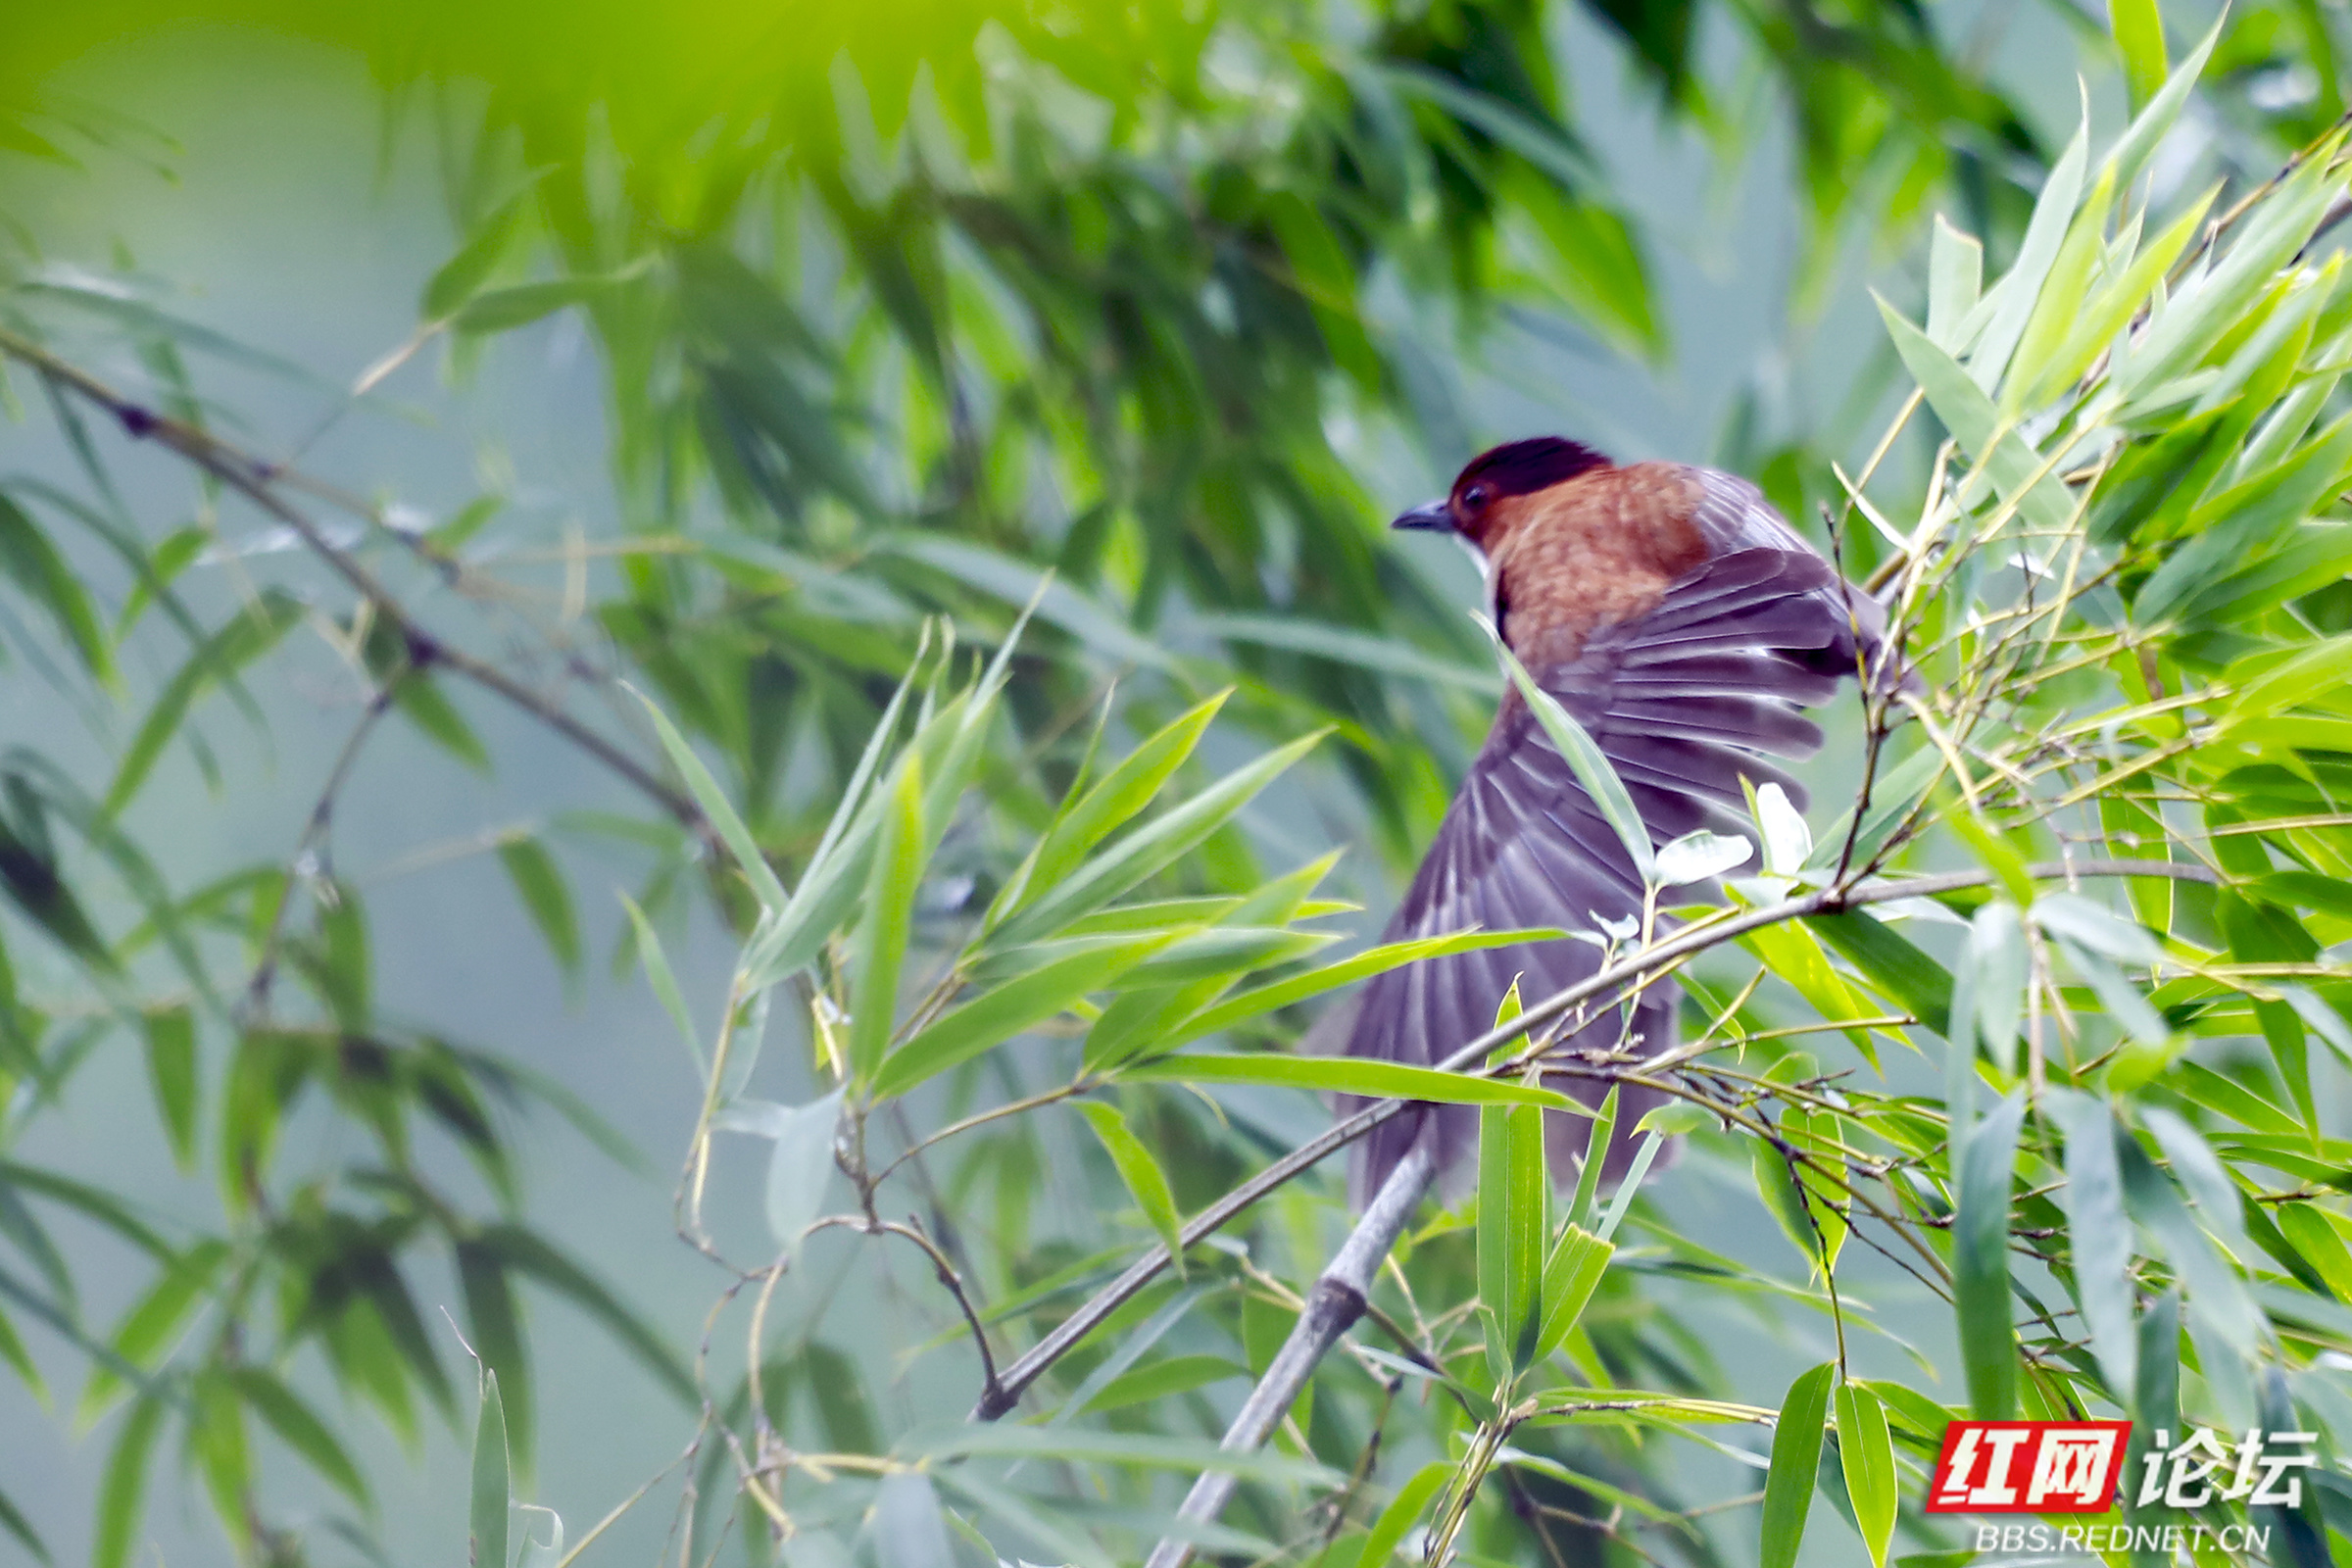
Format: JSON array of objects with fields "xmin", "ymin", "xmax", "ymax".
[{"xmin": 1392, "ymin": 436, "xmax": 1613, "ymax": 556}]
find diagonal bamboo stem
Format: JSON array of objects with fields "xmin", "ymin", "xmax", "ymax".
[{"xmin": 1142, "ymin": 1144, "xmax": 1435, "ymax": 1568}]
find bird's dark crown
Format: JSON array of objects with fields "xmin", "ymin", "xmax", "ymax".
[{"xmin": 1452, "ymin": 437, "xmax": 1612, "ymax": 503}]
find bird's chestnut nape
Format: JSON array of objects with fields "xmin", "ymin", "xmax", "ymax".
[{"xmin": 1389, "ymin": 435, "xmax": 1613, "ymax": 537}]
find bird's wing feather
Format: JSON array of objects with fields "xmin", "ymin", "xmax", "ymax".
[{"xmin": 1345, "ymin": 467, "xmax": 1888, "ymax": 1200}]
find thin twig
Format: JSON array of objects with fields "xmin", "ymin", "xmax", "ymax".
[{"xmin": 0, "ymin": 325, "xmax": 712, "ymax": 839}]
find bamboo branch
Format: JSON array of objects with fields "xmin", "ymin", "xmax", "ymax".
[
  {"xmin": 0, "ymin": 326, "xmax": 711, "ymax": 840},
  {"xmin": 1141, "ymin": 1143, "xmax": 1435, "ymax": 1568}
]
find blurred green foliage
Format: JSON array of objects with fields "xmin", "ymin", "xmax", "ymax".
[{"xmin": 9, "ymin": 2, "xmax": 2352, "ymax": 1568}]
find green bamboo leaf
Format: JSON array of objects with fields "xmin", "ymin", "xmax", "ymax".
[
  {"xmin": 2114, "ymin": 149, "xmax": 2342, "ymax": 406},
  {"xmin": 2138, "ymin": 410, "xmax": 2352, "ymax": 622},
  {"xmin": 1080, "ymin": 1352, "xmax": 1244, "ymax": 1413},
  {"xmin": 2022, "ymin": 186, "xmax": 2214, "ymax": 410},
  {"xmin": 1567, "ymin": 1084, "xmax": 1619, "ymax": 1232},
  {"xmin": 92, "ymin": 1394, "xmax": 164, "ymax": 1568},
  {"xmin": 1593, "ymin": 1130, "xmax": 1665, "ymax": 1245},
  {"xmin": 2002, "ymin": 161, "xmax": 2117, "ymax": 414},
  {"xmin": 106, "ymin": 589, "xmax": 302, "ymax": 817},
  {"xmin": 628, "ymin": 688, "xmax": 788, "ymax": 910},
  {"xmin": 224, "ymin": 1367, "xmax": 369, "ymax": 1511},
  {"xmin": 2142, "ymin": 1106, "xmax": 2251, "ymax": 1260},
  {"xmin": 2104, "ymin": 15, "xmax": 2219, "ymax": 190},
  {"xmin": 1855, "ymin": 1379, "xmax": 1959, "ymax": 1445},
  {"xmin": 139, "ymin": 1004, "xmax": 197, "ymax": 1170},
  {"xmin": 874, "ymin": 1470, "xmax": 956, "ymax": 1568},
  {"xmin": 987, "ymin": 731, "xmax": 1325, "ymax": 952},
  {"xmin": 1876, "ymin": 297, "xmax": 2074, "ymax": 533},
  {"xmin": 2112, "ymin": 0, "xmax": 2168, "ymax": 108},
  {"xmin": 2049, "ymin": 1092, "xmax": 2137, "ymax": 1399},
  {"xmin": 1787, "ymin": 1108, "xmax": 1849, "ymax": 1270},
  {"xmin": 1970, "ymin": 114, "xmax": 2088, "ymax": 393},
  {"xmin": 1195, "ymin": 612, "xmax": 1499, "ymax": 693},
  {"xmin": 0, "ymin": 1305, "xmax": 40, "ymax": 1405},
  {"xmin": 1742, "ymin": 920, "xmax": 1879, "ymax": 1066},
  {"xmin": 1806, "ymin": 911, "xmax": 1951, "ymax": 1036},
  {"xmin": 1266, "ymin": 190, "xmax": 1380, "ymax": 391},
  {"xmin": 1479, "ymin": 1067, "xmax": 1546, "ymax": 1378},
  {"xmin": 1075, "ymin": 1102, "xmax": 1187, "ymax": 1275},
  {"xmin": 1354, "ymin": 1459, "xmax": 1451, "ymax": 1565},
  {"xmin": 470, "ymin": 1368, "xmax": 511, "ymax": 1568},
  {"xmin": 1532, "ymin": 1225, "xmax": 1613, "ymax": 1362},
  {"xmin": 455, "ymin": 1240, "xmax": 530, "ymax": 1484},
  {"xmin": 992, "ymin": 691, "xmax": 1229, "ymax": 924},
  {"xmin": 849, "ymin": 755, "xmax": 924, "ymax": 1092},
  {"xmin": 390, "ymin": 672, "xmax": 491, "ymax": 773},
  {"xmin": 882, "ymin": 536, "xmax": 1170, "ymax": 671},
  {"xmin": 1926, "ymin": 216, "xmax": 1984, "ymax": 352},
  {"xmin": 421, "ymin": 187, "xmax": 535, "ymax": 320},
  {"xmin": 1118, "ymin": 1053, "xmax": 1574, "ymax": 1108},
  {"xmin": 470, "ymin": 1224, "xmax": 695, "ymax": 1406},
  {"xmin": 618, "ymin": 893, "xmax": 703, "ymax": 1073},
  {"xmin": 1169, "ymin": 927, "xmax": 1560, "ymax": 1050},
  {"xmin": 1752, "ymin": 1123, "xmax": 1819, "ymax": 1267},
  {"xmin": 1955, "ymin": 1088, "xmax": 2027, "ymax": 1420},
  {"xmin": 1759, "ymin": 1362, "xmax": 1835, "ymax": 1568},
  {"xmin": 0, "ymin": 1482, "xmax": 45, "ymax": 1566},
  {"xmin": 498, "ymin": 837, "xmax": 581, "ymax": 976},
  {"xmin": 0, "ymin": 493, "xmax": 111, "ymax": 683},
  {"xmin": 451, "ymin": 275, "xmax": 617, "ymax": 334},
  {"xmin": 1835, "ymin": 1380, "xmax": 1897, "ymax": 1568},
  {"xmin": 2277, "ymin": 1204, "xmax": 2352, "ymax": 1301},
  {"xmin": 872, "ymin": 931, "xmax": 1174, "ymax": 1101}
]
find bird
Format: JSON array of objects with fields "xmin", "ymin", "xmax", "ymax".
[{"xmin": 1338, "ymin": 436, "xmax": 1898, "ymax": 1205}]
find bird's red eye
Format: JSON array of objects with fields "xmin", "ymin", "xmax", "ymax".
[{"xmin": 1462, "ymin": 484, "xmax": 1491, "ymax": 512}]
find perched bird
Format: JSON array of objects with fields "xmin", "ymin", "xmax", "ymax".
[{"xmin": 1341, "ymin": 436, "xmax": 1897, "ymax": 1204}]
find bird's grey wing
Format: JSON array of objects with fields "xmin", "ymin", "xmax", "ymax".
[{"xmin": 1346, "ymin": 467, "xmax": 1893, "ymax": 1200}]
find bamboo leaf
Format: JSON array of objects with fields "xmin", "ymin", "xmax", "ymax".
[
  {"xmin": 2050, "ymin": 1091, "xmax": 2137, "ymax": 1398},
  {"xmin": 1835, "ymin": 1380, "xmax": 1897, "ymax": 1568},
  {"xmin": 106, "ymin": 589, "xmax": 302, "ymax": 817},
  {"xmin": 1567, "ymin": 1085, "xmax": 1619, "ymax": 1232},
  {"xmin": 1955, "ymin": 1088, "xmax": 2027, "ymax": 1420},
  {"xmin": 0, "ymin": 493, "xmax": 111, "ymax": 684},
  {"xmin": 498, "ymin": 837, "xmax": 581, "ymax": 976},
  {"xmin": 92, "ymin": 1394, "xmax": 164, "ymax": 1568},
  {"xmin": 992, "ymin": 691, "xmax": 1229, "ymax": 924},
  {"xmin": 987, "ymin": 731, "xmax": 1324, "ymax": 952},
  {"xmin": 2113, "ymin": 0, "xmax": 2168, "ymax": 111},
  {"xmin": 1479, "ymin": 1066, "xmax": 1546, "ymax": 1378},
  {"xmin": 1532, "ymin": 1225, "xmax": 1613, "ymax": 1363},
  {"xmin": 848, "ymin": 756, "xmax": 924, "ymax": 1092},
  {"xmin": 1076, "ymin": 1102, "xmax": 1187, "ymax": 1275},
  {"xmin": 1354, "ymin": 1459, "xmax": 1451, "ymax": 1565},
  {"xmin": 872, "ymin": 931, "xmax": 1174, "ymax": 1101},
  {"xmin": 1117, "ymin": 1053, "xmax": 1574, "ymax": 1107},
  {"xmin": 139, "ymin": 1004, "xmax": 198, "ymax": 1170},
  {"xmin": 1927, "ymin": 216, "xmax": 1984, "ymax": 352},
  {"xmin": 224, "ymin": 1367, "xmax": 369, "ymax": 1511},
  {"xmin": 629, "ymin": 688, "xmax": 788, "ymax": 910},
  {"xmin": 469, "ymin": 1368, "xmax": 511, "ymax": 1568},
  {"xmin": 1168, "ymin": 927, "xmax": 1560, "ymax": 1051},
  {"xmin": 1759, "ymin": 1361, "xmax": 1835, "ymax": 1568}
]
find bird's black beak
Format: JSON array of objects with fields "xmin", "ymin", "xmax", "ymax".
[{"xmin": 1391, "ymin": 500, "xmax": 1452, "ymax": 532}]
